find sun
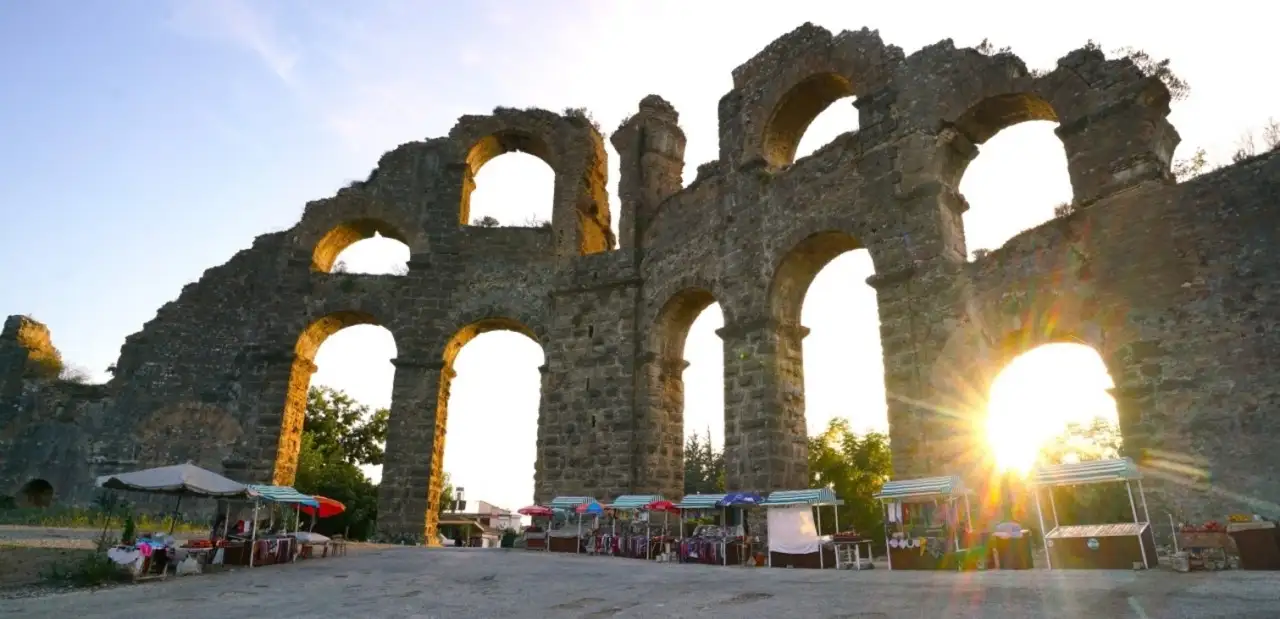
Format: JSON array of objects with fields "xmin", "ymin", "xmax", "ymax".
[{"xmin": 984, "ymin": 343, "xmax": 1117, "ymax": 475}]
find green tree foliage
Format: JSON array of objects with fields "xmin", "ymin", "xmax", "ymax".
[
  {"xmin": 292, "ymin": 386, "xmax": 388, "ymax": 540},
  {"xmin": 304, "ymin": 386, "xmax": 390, "ymax": 466},
  {"xmin": 683, "ymin": 430, "xmax": 725, "ymax": 495},
  {"xmin": 437, "ymin": 472, "xmax": 455, "ymax": 519},
  {"xmin": 806, "ymin": 418, "xmax": 892, "ymax": 537}
]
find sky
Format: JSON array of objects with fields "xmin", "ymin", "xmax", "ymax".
[{"xmin": 1, "ymin": 1, "xmax": 1275, "ymax": 514}]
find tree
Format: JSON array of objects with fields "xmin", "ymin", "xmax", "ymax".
[
  {"xmin": 683, "ymin": 431, "xmax": 725, "ymax": 495},
  {"xmin": 472, "ymin": 215, "xmax": 500, "ymax": 227},
  {"xmin": 436, "ymin": 472, "xmax": 455, "ymax": 519},
  {"xmin": 1173, "ymin": 147, "xmax": 1211, "ymax": 181},
  {"xmin": 807, "ymin": 418, "xmax": 892, "ymax": 538},
  {"xmin": 290, "ymin": 386, "xmax": 388, "ymax": 541},
  {"xmin": 303, "ymin": 386, "xmax": 389, "ymax": 466}
]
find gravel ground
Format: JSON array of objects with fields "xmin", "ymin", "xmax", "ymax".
[{"xmin": 2, "ymin": 539, "xmax": 1279, "ymax": 619}]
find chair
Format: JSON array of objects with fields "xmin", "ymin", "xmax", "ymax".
[{"xmin": 329, "ymin": 534, "xmax": 348, "ymax": 557}]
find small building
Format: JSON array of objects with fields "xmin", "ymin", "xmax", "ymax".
[{"xmin": 438, "ymin": 499, "xmax": 520, "ymax": 548}]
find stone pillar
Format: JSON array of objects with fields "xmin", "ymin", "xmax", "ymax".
[
  {"xmin": 533, "ymin": 364, "xmax": 552, "ymax": 503},
  {"xmin": 718, "ymin": 318, "xmax": 809, "ymax": 493},
  {"xmin": 610, "ymin": 95, "xmax": 687, "ymax": 250},
  {"xmin": 1057, "ymin": 87, "xmax": 1179, "ymax": 206},
  {"xmin": 632, "ymin": 352, "xmax": 690, "ymax": 498},
  {"xmin": 376, "ymin": 357, "xmax": 449, "ymax": 544},
  {"xmin": 230, "ymin": 350, "xmax": 311, "ymax": 484}
]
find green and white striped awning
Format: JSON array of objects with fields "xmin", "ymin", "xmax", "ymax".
[
  {"xmin": 674, "ymin": 494, "xmax": 726, "ymax": 510},
  {"xmin": 761, "ymin": 488, "xmax": 843, "ymax": 507},
  {"xmin": 548, "ymin": 496, "xmax": 593, "ymax": 511},
  {"xmin": 1031, "ymin": 458, "xmax": 1141, "ymax": 487},
  {"xmin": 608, "ymin": 495, "xmax": 662, "ymax": 510},
  {"xmin": 873, "ymin": 476, "xmax": 964, "ymax": 501},
  {"xmin": 246, "ymin": 484, "xmax": 319, "ymax": 507}
]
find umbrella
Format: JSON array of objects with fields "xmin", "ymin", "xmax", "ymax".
[
  {"xmin": 518, "ymin": 505, "xmax": 553, "ymax": 517},
  {"xmin": 642, "ymin": 500, "xmax": 680, "ymax": 513},
  {"xmin": 575, "ymin": 501, "xmax": 604, "ymax": 515},
  {"xmin": 718, "ymin": 492, "xmax": 763, "ymax": 507},
  {"xmin": 299, "ymin": 495, "xmax": 346, "ymax": 518}
]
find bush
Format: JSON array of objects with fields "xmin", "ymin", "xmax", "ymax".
[{"xmin": 41, "ymin": 534, "xmax": 131, "ymax": 587}]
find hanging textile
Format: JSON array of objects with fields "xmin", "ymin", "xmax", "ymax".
[{"xmin": 767, "ymin": 505, "xmax": 820, "ymax": 554}]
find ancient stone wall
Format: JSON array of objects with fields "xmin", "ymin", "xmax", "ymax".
[{"xmin": 4, "ymin": 23, "xmax": 1278, "ymax": 539}]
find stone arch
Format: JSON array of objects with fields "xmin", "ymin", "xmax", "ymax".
[
  {"xmin": 450, "ymin": 109, "xmax": 614, "ymax": 256},
  {"xmin": 273, "ymin": 310, "xmax": 393, "ymax": 485},
  {"xmin": 725, "ymin": 23, "xmax": 901, "ymax": 169},
  {"xmin": 636, "ymin": 286, "xmax": 721, "ymax": 498},
  {"xmin": 19, "ymin": 478, "xmax": 53, "ymax": 508},
  {"xmin": 421, "ymin": 315, "xmax": 545, "ymax": 540},
  {"xmin": 292, "ymin": 193, "xmax": 423, "ymax": 272},
  {"xmin": 768, "ymin": 229, "xmax": 867, "ymax": 327},
  {"xmin": 939, "ymin": 92, "xmax": 1062, "ymax": 190}
]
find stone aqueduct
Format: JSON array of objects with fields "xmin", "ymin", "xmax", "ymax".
[{"xmin": 3, "ymin": 24, "xmax": 1279, "ymax": 538}]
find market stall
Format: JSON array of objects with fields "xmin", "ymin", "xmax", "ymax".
[
  {"xmin": 642, "ymin": 500, "xmax": 681, "ymax": 561},
  {"xmin": 296, "ymin": 495, "xmax": 345, "ymax": 559},
  {"xmin": 239, "ymin": 484, "xmax": 319, "ymax": 567},
  {"xmin": 762, "ymin": 488, "xmax": 842, "ymax": 569},
  {"xmin": 719, "ymin": 492, "xmax": 764, "ymax": 566},
  {"xmin": 673, "ymin": 494, "xmax": 741, "ymax": 565},
  {"xmin": 517, "ymin": 505, "xmax": 554, "ymax": 551},
  {"xmin": 546, "ymin": 496, "xmax": 594, "ymax": 553},
  {"xmin": 1030, "ymin": 457, "xmax": 1157, "ymax": 570},
  {"xmin": 95, "ymin": 463, "xmax": 254, "ymax": 579},
  {"xmin": 605, "ymin": 495, "xmax": 663, "ymax": 558},
  {"xmin": 874, "ymin": 475, "xmax": 980, "ymax": 571}
]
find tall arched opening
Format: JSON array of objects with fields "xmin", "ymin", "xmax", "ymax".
[
  {"xmin": 647, "ymin": 289, "xmax": 725, "ymax": 497},
  {"xmin": 763, "ymin": 73, "xmax": 858, "ymax": 169},
  {"xmin": 423, "ymin": 318, "xmax": 543, "ymax": 543},
  {"xmin": 274, "ymin": 311, "xmax": 397, "ymax": 498},
  {"xmin": 465, "ymin": 150, "xmax": 555, "ymax": 229}
]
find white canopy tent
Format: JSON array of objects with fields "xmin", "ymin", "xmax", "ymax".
[{"xmin": 96, "ymin": 463, "xmax": 249, "ymax": 497}]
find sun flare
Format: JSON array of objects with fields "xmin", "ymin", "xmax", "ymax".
[{"xmin": 985, "ymin": 343, "xmax": 1118, "ymax": 475}]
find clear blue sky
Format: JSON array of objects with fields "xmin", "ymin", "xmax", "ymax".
[{"xmin": 1, "ymin": 1, "xmax": 1273, "ymax": 511}]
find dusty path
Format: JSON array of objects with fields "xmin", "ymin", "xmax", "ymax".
[{"xmin": 2, "ymin": 543, "xmax": 1279, "ymax": 618}]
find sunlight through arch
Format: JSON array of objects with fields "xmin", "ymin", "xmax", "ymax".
[
  {"xmin": 985, "ymin": 343, "xmax": 1120, "ymax": 475},
  {"xmin": 681, "ymin": 304, "xmax": 726, "ymax": 451},
  {"xmin": 792, "ymin": 95, "xmax": 858, "ymax": 162},
  {"xmin": 442, "ymin": 331, "xmax": 545, "ymax": 513},
  {"xmin": 468, "ymin": 152, "xmax": 555, "ymax": 228},
  {"xmin": 331, "ymin": 233, "xmax": 410, "ymax": 275},
  {"xmin": 310, "ymin": 324, "xmax": 398, "ymax": 483},
  {"xmin": 800, "ymin": 249, "xmax": 886, "ymax": 437},
  {"xmin": 959, "ymin": 121, "xmax": 1072, "ymax": 260}
]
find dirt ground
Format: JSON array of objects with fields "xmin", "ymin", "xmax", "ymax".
[
  {"xmin": 0, "ymin": 527, "xmax": 100, "ymax": 590},
  {"xmin": 4, "ymin": 526, "xmax": 1280, "ymax": 618}
]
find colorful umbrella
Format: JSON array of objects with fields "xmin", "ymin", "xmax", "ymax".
[
  {"xmin": 299, "ymin": 495, "xmax": 346, "ymax": 518},
  {"xmin": 575, "ymin": 501, "xmax": 604, "ymax": 515},
  {"xmin": 718, "ymin": 492, "xmax": 763, "ymax": 507},
  {"xmin": 518, "ymin": 504, "xmax": 554, "ymax": 517},
  {"xmin": 642, "ymin": 500, "xmax": 680, "ymax": 513}
]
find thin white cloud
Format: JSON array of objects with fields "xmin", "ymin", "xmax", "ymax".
[{"xmin": 165, "ymin": 0, "xmax": 299, "ymax": 84}]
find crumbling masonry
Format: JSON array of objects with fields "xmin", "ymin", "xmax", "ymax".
[{"xmin": 3, "ymin": 24, "xmax": 1279, "ymax": 539}]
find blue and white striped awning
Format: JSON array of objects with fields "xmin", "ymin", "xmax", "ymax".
[
  {"xmin": 548, "ymin": 496, "xmax": 593, "ymax": 511},
  {"xmin": 874, "ymin": 476, "xmax": 964, "ymax": 501},
  {"xmin": 761, "ymin": 488, "xmax": 843, "ymax": 507},
  {"xmin": 608, "ymin": 495, "xmax": 662, "ymax": 510},
  {"xmin": 674, "ymin": 494, "xmax": 727, "ymax": 510},
  {"xmin": 1031, "ymin": 457, "xmax": 1141, "ymax": 487},
  {"xmin": 246, "ymin": 484, "xmax": 319, "ymax": 507}
]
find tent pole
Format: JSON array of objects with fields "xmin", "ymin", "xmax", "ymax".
[
  {"xmin": 248, "ymin": 501, "xmax": 260, "ymax": 569},
  {"xmin": 1033, "ymin": 489, "xmax": 1051, "ymax": 569},
  {"xmin": 170, "ymin": 495, "xmax": 183, "ymax": 535},
  {"xmin": 1126, "ymin": 480, "xmax": 1148, "ymax": 569},
  {"xmin": 883, "ymin": 501, "xmax": 893, "ymax": 571},
  {"xmin": 1137, "ymin": 479, "xmax": 1152, "ymax": 523},
  {"xmin": 817, "ymin": 503, "xmax": 824, "ymax": 569},
  {"xmin": 1049, "ymin": 488, "xmax": 1060, "ymax": 528}
]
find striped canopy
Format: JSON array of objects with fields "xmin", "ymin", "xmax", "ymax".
[
  {"xmin": 1031, "ymin": 457, "xmax": 1141, "ymax": 487},
  {"xmin": 761, "ymin": 488, "xmax": 843, "ymax": 507},
  {"xmin": 674, "ymin": 493, "xmax": 726, "ymax": 510},
  {"xmin": 246, "ymin": 484, "xmax": 319, "ymax": 507},
  {"xmin": 874, "ymin": 476, "xmax": 964, "ymax": 501},
  {"xmin": 548, "ymin": 496, "xmax": 593, "ymax": 511},
  {"xmin": 608, "ymin": 494, "xmax": 663, "ymax": 510}
]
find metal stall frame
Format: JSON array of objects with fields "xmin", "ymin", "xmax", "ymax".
[
  {"xmin": 872, "ymin": 475, "xmax": 972, "ymax": 571},
  {"xmin": 1029, "ymin": 457, "xmax": 1152, "ymax": 570},
  {"xmin": 760, "ymin": 488, "xmax": 845, "ymax": 569}
]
